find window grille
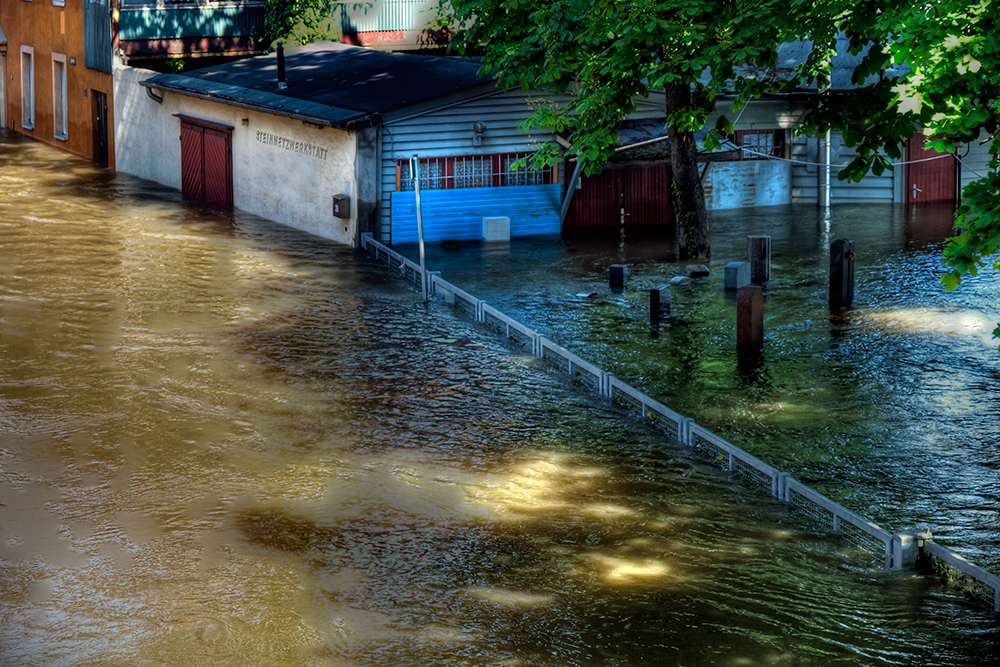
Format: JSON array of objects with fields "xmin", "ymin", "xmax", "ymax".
[
  {"xmin": 397, "ymin": 152, "xmax": 551, "ymax": 191},
  {"xmin": 735, "ymin": 129, "xmax": 785, "ymax": 160}
]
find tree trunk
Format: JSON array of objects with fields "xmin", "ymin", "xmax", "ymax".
[{"xmin": 665, "ymin": 82, "xmax": 710, "ymax": 259}]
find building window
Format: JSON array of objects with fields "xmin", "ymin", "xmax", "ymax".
[
  {"xmin": 53, "ymin": 0, "xmax": 65, "ymax": 6},
  {"xmin": 52, "ymin": 54, "xmax": 67, "ymax": 140},
  {"xmin": 397, "ymin": 152, "xmax": 552, "ymax": 191},
  {"xmin": 20, "ymin": 46, "xmax": 34, "ymax": 130},
  {"xmin": 734, "ymin": 129, "xmax": 785, "ymax": 160}
]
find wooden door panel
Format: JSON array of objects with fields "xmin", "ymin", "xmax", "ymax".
[
  {"xmin": 203, "ymin": 128, "xmax": 232, "ymax": 207},
  {"xmin": 620, "ymin": 164, "xmax": 673, "ymax": 226},
  {"xmin": 180, "ymin": 122, "xmax": 205, "ymax": 201},
  {"xmin": 906, "ymin": 133, "xmax": 955, "ymax": 203},
  {"xmin": 565, "ymin": 168, "xmax": 619, "ymax": 230}
]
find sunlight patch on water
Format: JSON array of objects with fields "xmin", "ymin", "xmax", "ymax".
[
  {"xmin": 864, "ymin": 306, "xmax": 997, "ymax": 341},
  {"xmin": 466, "ymin": 588, "xmax": 556, "ymax": 608},
  {"xmin": 585, "ymin": 554, "xmax": 672, "ymax": 583}
]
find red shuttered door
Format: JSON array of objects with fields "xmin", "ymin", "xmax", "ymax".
[
  {"xmin": 565, "ymin": 164, "xmax": 674, "ymax": 230},
  {"xmin": 178, "ymin": 116, "xmax": 233, "ymax": 207},
  {"xmin": 906, "ymin": 133, "xmax": 956, "ymax": 204},
  {"xmin": 180, "ymin": 122, "xmax": 206, "ymax": 201},
  {"xmin": 204, "ymin": 128, "xmax": 233, "ymax": 207}
]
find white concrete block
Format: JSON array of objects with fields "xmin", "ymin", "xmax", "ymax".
[{"xmin": 482, "ymin": 216, "xmax": 510, "ymax": 242}]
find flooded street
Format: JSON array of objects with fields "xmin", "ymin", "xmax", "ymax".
[
  {"xmin": 1, "ymin": 132, "xmax": 999, "ymax": 666},
  {"xmin": 406, "ymin": 202, "xmax": 1000, "ymax": 575}
]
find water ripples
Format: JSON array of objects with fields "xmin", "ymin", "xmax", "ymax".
[{"xmin": 1, "ymin": 134, "xmax": 999, "ymax": 666}]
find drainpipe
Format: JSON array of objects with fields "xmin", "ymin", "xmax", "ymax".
[
  {"xmin": 277, "ymin": 43, "xmax": 287, "ymax": 90},
  {"xmin": 824, "ymin": 129, "xmax": 832, "ymax": 208},
  {"xmin": 411, "ymin": 155, "xmax": 427, "ymax": 302}
]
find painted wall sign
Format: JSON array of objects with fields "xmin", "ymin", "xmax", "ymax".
[{"xmin": 256, "ymin": 130, "xmax": 329, "ymax": 160}]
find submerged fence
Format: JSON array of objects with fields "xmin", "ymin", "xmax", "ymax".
[{"xmin": 360, "ymin": 233, "xmax": 1000, "ymax": 614}]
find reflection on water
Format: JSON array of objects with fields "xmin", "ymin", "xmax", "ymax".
[
  {"xmin": 1, "ymin": 132, "xmax": 998, "ymax": 666},
  {"xmin": 405, "ymin": 201, "xmax": 1000, "ymax": 575}
]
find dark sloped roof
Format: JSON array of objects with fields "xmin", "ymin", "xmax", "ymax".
[{"xmin": 142, "ymin": 42, "xmax": 493, "ymax": 128}]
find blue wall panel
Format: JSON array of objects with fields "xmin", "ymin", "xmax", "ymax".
[{"xmin": 390, "ymin": 184, "xmax": 561, "ymax": 244}]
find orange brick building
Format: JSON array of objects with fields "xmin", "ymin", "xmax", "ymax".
[{"xmin": 0, "ymin": 0, "xmax": 115, "ymax": 167}]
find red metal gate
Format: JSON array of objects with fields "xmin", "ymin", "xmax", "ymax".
[
  {"xmin": 905, "ymin": 133, "xmax": 956, "ymax": 203},
  {"xmin": 178, "ymin": 115, "xmax": 233, "ymax": 207},
  {"xmin": 565, "ymin": 163, "xmax": 674, "ymax": 230}
]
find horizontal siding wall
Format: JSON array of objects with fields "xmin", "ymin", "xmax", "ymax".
[
  {"xmin": 379, "ymin": 89, "xmax": 667, "ymax": 243},
  {"xmin": 379, "ymin": 89, "xmax": 562, "ymax": 243},
  {"xmin": 790, "ymin": 131, "xmax": 900, "ymax": 204},
  {"xmin": 706, "ymin": 98, "xmax": 807, "ymax": 131},
  {"xmin": 959, "ymin": 130, "xmax": 994, "ymax": 195},
  {"xmin": 390, "ymin": 185, "xmax": 561, "ymax": 243}
]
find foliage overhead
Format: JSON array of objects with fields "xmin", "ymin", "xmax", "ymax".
[
  {"xmin": 795, "ymin": 0, "xmax": 1000, "ymax": 343},
  {"xmin": 264, "ymin": 0, "xmax": 340, "ymax": 49},
  {"xmin": 445, "ymin": 0, "xmax": 806, "ymax": 176},
  {"xmin": 446, "ymin": 0, "xmax": 1000, "ymax": 340}
]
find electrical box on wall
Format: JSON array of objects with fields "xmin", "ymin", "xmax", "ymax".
[{"xmin": 333, "ymin": 195, "xmax": 350, "ymax": 219}]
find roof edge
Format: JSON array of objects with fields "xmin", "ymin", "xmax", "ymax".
[{"xmin": 140, "ymin": 76, "xmax": 379, "ymax": 130}]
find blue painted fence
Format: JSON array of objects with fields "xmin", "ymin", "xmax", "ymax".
[{"xmin": 390, "ymin": 184, "xmax": 562, "ymax": 244}]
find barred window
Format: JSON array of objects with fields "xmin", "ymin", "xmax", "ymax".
[
  {"xmin": 397, "ymin": 152, "xmax": 552, "ymax": 191},
  {"xmin": 399, "ymin": 159, "xmax": 444, "ymax": 191},
  {"xmin": 735, "ymin": 129, "xmax": 785, "ymax": 160},
  {"xmin": 504, "ymin": 155, "xmax": 546, "ymax": 186},
  {"xmin": 454, "ymin": 156, "xmax": 493, "ymax": 188}
]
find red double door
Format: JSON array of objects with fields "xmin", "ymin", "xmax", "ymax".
[
  {"xmin": 179, "ymin": 116, "xmax": 233, "ymax": 207},
  {"xmin": 564, "ymin": 163, "xmax": 675, "ymax": 231},
  {"xmin": 905, "ymin": 133, "xmax": 956, "ymax": 204}
]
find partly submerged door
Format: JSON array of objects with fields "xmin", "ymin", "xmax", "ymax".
[
  {"xmin": 905, "ymin": 133, "xmax": 956, "ymax": 204},
  {"xmin": 564, "ymin": 163, "xmax": 675, "ymax": 231},
  {"xmin": 92, "ymin": 90, "xmax": 109, "ymax": 167},
  {"xmin": 177, "ymin": 115, "xmax": 233, "ymax": 207}
]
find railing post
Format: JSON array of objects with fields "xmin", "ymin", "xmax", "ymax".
[
  {"xmin": 679, "ymin": 418, "xmax": 694, "ymax": 446},
  {"xmin": 892, "ymin": 529, "xmax": 932, "ymax": 570},
  {"xmin": 777, "ymin": 472, "xmax": 790, "ymax": 501},
  {"xmin": 427, "ymin": 271, "xmax": 441, "ymax": 298}
]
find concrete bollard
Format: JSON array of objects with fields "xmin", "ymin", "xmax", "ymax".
[
  {"xmin": 724, "ymin": 261, "xmax": 751, "ymax": 290},
  {"xmin": 737, "ymin": 285, "xmax": 764, "ymax": 349},
  {"xmin": 829, "ymin": 239, "xmax": 855, "ymax": 308},
  {"xmin": 747, "ymin": 235, "xmax": 771, "ymax": 284},
  {"xmin": 649, "ymin": 284, "xmax": 670, "ymax": 321},
  {"xmin": 609, "ymin": 264, "xmax": 628, "ymax": 289}
]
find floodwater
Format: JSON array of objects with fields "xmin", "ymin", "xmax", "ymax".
[
  {"xmin": 1, "ymin": 131, "xmax": 998, "ymax": 667},
  {"xmin": 402, "ymin": 203, "xmax": 1000, "ymax": 574}
]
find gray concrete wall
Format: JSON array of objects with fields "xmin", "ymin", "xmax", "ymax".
[
  {"xmin": 114, "ymin": 64, "xmax": 360, "ymax": 246},
  {"xmin": 703, "ymin": 160, "xmax": 792, "ymax": 210}
]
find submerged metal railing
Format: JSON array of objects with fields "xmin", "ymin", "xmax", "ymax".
[{"xmin": 360, "ymin": 233, "xmax": 1000, "ymax": 614}]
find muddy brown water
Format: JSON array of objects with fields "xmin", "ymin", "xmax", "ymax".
[{"xmin": 1, "ymin": 132, "xmax": 998, "ymax": 666}]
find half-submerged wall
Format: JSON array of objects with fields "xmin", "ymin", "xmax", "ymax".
[{"xmin": 114, "ymin": 64, "xmax": 361, "ymax": 245}]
